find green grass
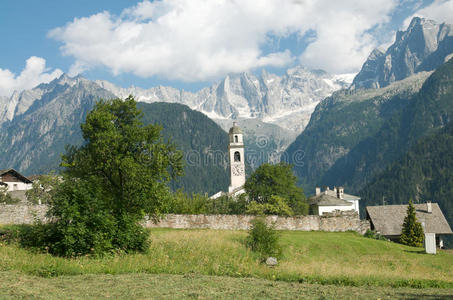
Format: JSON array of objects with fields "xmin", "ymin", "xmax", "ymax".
[
  {"xmin": 1, "ymin": 228, "xmax": 453, "ymax": 290},
  {"xmin": 2, "ymin": 271, "xmax": 453, "ymax": 299}
]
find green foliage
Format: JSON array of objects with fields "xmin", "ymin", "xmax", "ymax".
[
  {"xmin": 245, "ymin": 163, "xmax": 308, "ymax": 215},
  {"xmin": 167, "ymin": 190, "xmax": 210, "ymax": 214},
  {"xmin": 166, "ymin": 191, "xmax": 249, "ymax": 215},
  {"xmin": 364, "ymin": 229, "xmax": 387, "ymax": 241},
  {"xmin": 31, "ymin": 96, "xmax": 182, "ymax": 256},
  {"xmin": 25, "ymin": 174, "xmax": 60, "ymax": 204},
  {"xmin": 137, "ymin": 102, "xmax": 230, "ymax": 195},
  {"xmin": 360, "ymin": 120, "xmax": 453, "ymax": 247},
  {"xmin": 1, "ymin": 228, "xmax": 453, "ymax": 289},
  {"xmin": 284, "ymin": 73, "xmax": 427, "ymax": 192},
  {"xmin": 246, "ymin": 195, "xmax": 293, "ymax": 216},
  {"xmin": 246, "ymin": 217, "xmax": 282, "ymax": 260},
  {"xmin": 0, "ymin": 186, "xmax": 17, "ymax": 204},
  {"xmin": 399, "ymin": 200, "xmax": 424, "ymax": 247}
]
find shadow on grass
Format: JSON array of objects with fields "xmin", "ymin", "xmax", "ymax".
[
  {"xmin": 396, "ymin": 292, "xmax": 453, "ymax": 299},
  {"xmin": 403, "ymin": 249, "xmax": 426, "ymax": 254}
]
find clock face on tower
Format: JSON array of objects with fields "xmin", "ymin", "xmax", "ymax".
[{"xmin": 232, "ymin": 164, "xmax": 244, "ymax": 176}]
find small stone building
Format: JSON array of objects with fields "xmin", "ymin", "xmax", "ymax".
[
  {"xmin": 366, "ymin": 202, "xmax": 452, "ymax": 248},
  {"xmin": 308, "ymin": 186, "xmax": 360, "ymax": 215}
]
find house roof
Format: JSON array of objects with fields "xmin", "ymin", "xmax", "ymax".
[
  {"xmin": 323, "ymin": 189, "xmax": 361, "ymax": 201},
  {"xmin": 343, "ymin": 193, "xmax": 361, "ymax": 201},
  {"xmin": 0, "ymin": 169, "xmax": 33, "ymax": 184},
  {"xmin": 308, "ymin": 193, "xmax": 353, "ymax": 206},
  {"xmin": 366, "ymin": 203, "xmax": 453, "ymax": 236}
]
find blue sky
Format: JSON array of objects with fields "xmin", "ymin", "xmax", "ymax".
[{"xmin": 1, "ymin": 0, "xmax": 452, "ymax": 97}]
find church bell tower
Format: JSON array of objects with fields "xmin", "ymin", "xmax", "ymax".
[{"xmin": 228, "ymin": 122, "xmax": 245, "ymax": 193}]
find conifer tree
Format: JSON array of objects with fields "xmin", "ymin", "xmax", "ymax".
[{"xmin": 399, "ymin": 200, "xmax": 424, "ymax": 247}]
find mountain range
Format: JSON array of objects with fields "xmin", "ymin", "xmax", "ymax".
[
  {"xmin": 1, "ymin": 16, "xmax": 453, "ymax": 237},
  {"xmin": 351, "ymin": 17, "xmax": 453, "ymax": 89}
]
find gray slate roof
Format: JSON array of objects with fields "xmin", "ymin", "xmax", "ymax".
[
  {"xmin": 308, "ymin": 194, "xmax": 353, "ymax": 206},
  {"xmin": 343, "ymin": 193, "xmax": 361, "ymax": 201},
  {"xmin": 366, "ymin": 203, "xmax": 452, "ymax": 236}
]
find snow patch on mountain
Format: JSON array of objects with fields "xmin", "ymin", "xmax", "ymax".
[{"xmin": 96, "ymin": 66, "xmax": 353, "ymax": 133}]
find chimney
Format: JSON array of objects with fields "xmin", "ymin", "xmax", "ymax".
[
  {"xmin": 337, "ymin": 187, "xmax": 344, "ymax": 199},
  {"xmin": 427, "ymin": 201, "xmax": 432, "ymax": 213},
  {"xmin": 315, "ymin": 187, "xmax": 321, "ymax": 195}
]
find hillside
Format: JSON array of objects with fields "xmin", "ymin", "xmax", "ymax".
[
  {"xmin": 360, "ymin": 121, "xmax": 453, "ymax": 246},
  {"xmin": 323, "ymin": 58, "xmax": 453, "ymax": 191},
  {"xmin": 0, "ymin": 75, "xmax": 230, "ymax": 194},
  {"xmin": 283, "ymin": 72, "xmax": 430, "ymax": 193},
  {"xmin": 137, "ymin": 102, "xmax": 229, "ymax": 195}
]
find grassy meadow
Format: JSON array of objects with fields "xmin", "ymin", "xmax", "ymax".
[{"xmin": 1, "ymin": 228, "xmax": 453, "ymax": 298}]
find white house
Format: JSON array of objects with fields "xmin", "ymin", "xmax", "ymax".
[
  {"xmin": 308, "ymin": 186, "xmax": 360, "ymax": 215},
  {"xmin": 210, "ymin": 122, "xmax": 246, "ymax": 199},
  {"xmin": 0, "ymin": 169, "xmax": 33, "ymax": 192}
]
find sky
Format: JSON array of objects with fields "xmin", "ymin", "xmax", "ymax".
[{"xmin": 1, "ymin": 0, "xmax": 453, "ymax": 97}]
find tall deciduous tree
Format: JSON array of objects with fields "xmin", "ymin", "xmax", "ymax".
[
  {"xmin": 244, "ymin": 163, "xmax": 308, "ymax": 215},
  {"xmin": 44, "ymin": 96, "xmax": 183, "ymax": 256},
  {"xmin": 399, "ymin": 200, "xmax": 424, "ymax": 247}
]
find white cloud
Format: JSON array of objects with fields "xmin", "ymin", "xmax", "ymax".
[
  {"xmin": 49, "ymin": 0, "xmax": 397, "ymax": 80},
  {"xmin": 403, "ymin": 0, "xmax": 453, "ymax": 28},
  {"xmin": 0, "ymin": 57, "xmax": 63, "ymax": 97}
]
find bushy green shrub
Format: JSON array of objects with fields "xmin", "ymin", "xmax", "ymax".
[
  {"xmin": 245, "ymin": 163, "xmax": 308, "ymax": 215},
  {"xmin": 167, "ymin": 192, "xmax": 249, "ymax": 215},
  {"xmin": 364, "ymin": 229, "xmax": 387, "ymax": 241},
  {"xmin": 0, "ymin": 186, "xmax": 19, "ymax": 204},
  {"xmin": 246, "ymin": 195, "xmax": 293, "ymax": 216},
  {"xmin": 25, "ymin": 174, "xmax": 60, "ymax": 205},
  {"xmin": 20, "ymin": 177, "xmax": 151, "ymax": 256},
  {"xmin": 246, "ymin": 217, "xmax": 281, "ymax": 260}
]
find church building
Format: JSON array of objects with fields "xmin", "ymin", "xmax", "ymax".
[{"xmin": 210, "ymin": 122, "xmax": 246, "ymax": 199}]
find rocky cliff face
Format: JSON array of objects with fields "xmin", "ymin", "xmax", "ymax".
[
  {"xmin": 283, "ymin": 71, "xmax": 431, "ymax": 193},
  {"xmin": 351, "ymin": 17, "xmax": 453, "ymax": 89},
  {"xmin": 97, "ymin": 66, "xmax": 352, "ymax": 133},
  {"xmin": 0, "ymin": 75, "xmax": 115, "ymax": 174}
]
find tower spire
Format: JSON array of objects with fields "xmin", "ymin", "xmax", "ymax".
[{"xmin": 228, "ymin": 122, "xmax": 245, "ymax": 193}]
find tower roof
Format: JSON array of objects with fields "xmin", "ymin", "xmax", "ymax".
[{"xmin": 229, "ymin": 122, "xmax": 242, "ymax": 134}]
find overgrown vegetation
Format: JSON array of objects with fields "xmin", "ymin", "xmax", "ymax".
[
  {"xmin": 166, "ymin": 191, "xmax": 248, "ymax": 215},
  {"xmin": 0, "ymin": 186, "xmax": 18, "ymax": 204},
  {"xmin": 245, "ymin": 163, "xmax": 308, "ymax": 215},
  {"xmin": 246, "ymin": 218, "xmax": 282, "ymax": 260},
  {"xmin": 21, "ymin": 97, "xmax": 183, "ymax": 257},
  {"xmin": 25, "ymin": 174, "xmax": 60, "ymax": 205},
  {"xmin": 399, "ymin": 200, "xmax": 424, "ymax": 247},
  {"xmin": 364, "ymin": 229, "xmax": 387, "ymax": 241}
]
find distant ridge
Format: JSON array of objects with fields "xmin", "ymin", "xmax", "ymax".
[{"xmin": 351, "ymin": 17, "xmax": 453, "ymax": 89}]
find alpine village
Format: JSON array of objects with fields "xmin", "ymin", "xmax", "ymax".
[{"xmin": 1, "ymin": 2, "xmax": 453, "ymax": 299}]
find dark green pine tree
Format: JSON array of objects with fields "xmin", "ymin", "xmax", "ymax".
[{"xmin": 399, "ymin": 200, "xmax": 424, "ymax": 247}]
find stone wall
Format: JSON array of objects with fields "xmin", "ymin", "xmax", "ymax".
[
  {"xmin": 0, "ymin": 205, "xmax": 370, "ymax": 234},
  {"xmin": 0, "ymin": 204, "xmax": 48, "ymax": 225},
  {"xmin": 144, "ymin": 210, "xmax": 370, "ymax": 234}
]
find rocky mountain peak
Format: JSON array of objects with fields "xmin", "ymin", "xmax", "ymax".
[{"xmin": 351, "ymin": 17, "xmax": 453, "ymax": 90}]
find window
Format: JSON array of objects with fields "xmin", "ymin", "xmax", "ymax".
[
  {"xmin": 13, "ymin": 184, "xmax": 18, "ymax": 191},
  {"xmin": 234, "ymin": 151, "xmax": 241, "ymax": 162},
  {"xmin": 234, "ymin": 135, "xmax": 238, "ymax": 143}
]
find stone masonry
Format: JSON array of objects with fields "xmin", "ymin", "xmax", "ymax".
[{"xmin": 0, "ymin": 204, "xmax": 370, "ymax": 234}]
